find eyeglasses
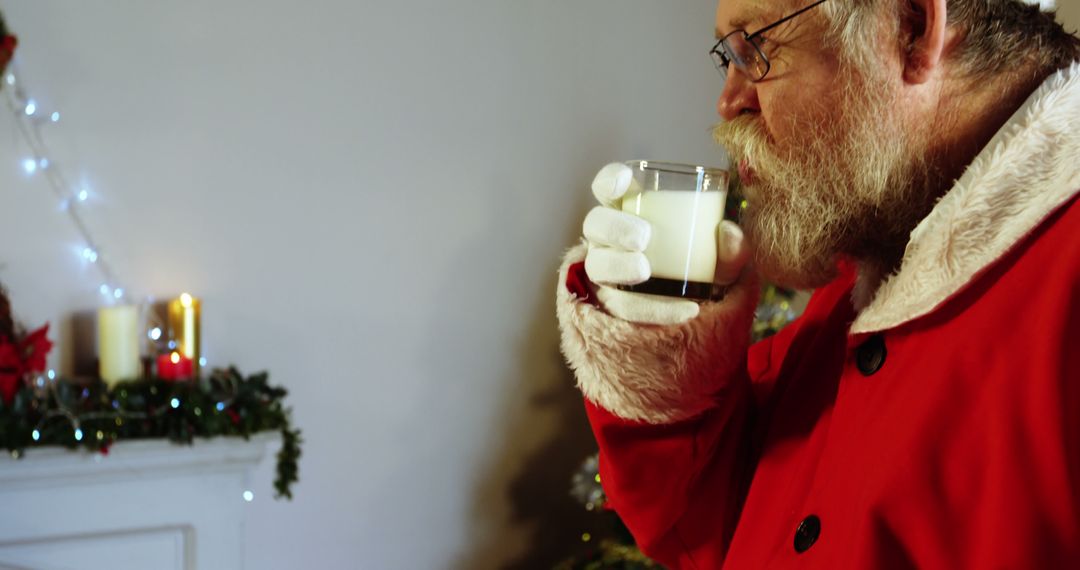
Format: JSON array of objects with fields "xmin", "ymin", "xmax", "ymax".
[{"xmin": 710, "ymin": 0, "xmax": 828, "ymax": 82}]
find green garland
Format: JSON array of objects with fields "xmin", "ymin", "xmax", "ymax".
[
  {"xmin": 555, "ymin": 538, "xmax": 664, "ymax": 570},
  {"xmin": 0, "ymin": 366, "xmax": 301, "ymax": 499}
]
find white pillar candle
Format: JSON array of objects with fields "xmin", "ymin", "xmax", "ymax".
[{"xmin": 98, "ymin": 304, "xmax": 141, "ymax": 386}]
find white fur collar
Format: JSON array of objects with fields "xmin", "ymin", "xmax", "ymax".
[{"xmin": 851, "ymin": 61, "xmax": 1080, "ymax": 334}]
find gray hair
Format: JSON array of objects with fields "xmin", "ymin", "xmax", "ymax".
[{"xmin": 821, "ymin": 0, "xmax": 1080, "ymax": 80}]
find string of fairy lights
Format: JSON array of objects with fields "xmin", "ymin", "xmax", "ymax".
[
  {"xmin": 0, "ymin": 45, "xmax": 288, "ymax": 506},
  {"xmin": 2, "ymin": 64, "xmax": 199, "ymax": 440},
  {"xmin": 1, "ymin": 55, "xmax": 223, "ymax": 369},
  {"xmin": 4, "ymin": 63, "xmax": 128, "ymax": 446},
  {"xmin": 2, "ymin": 62, "xmax": 129, "ymax": 305}
]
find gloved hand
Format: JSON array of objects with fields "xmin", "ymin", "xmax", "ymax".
[{"xmin": 582, "ymin": 162, "xmax": 751, "ymax": 325}]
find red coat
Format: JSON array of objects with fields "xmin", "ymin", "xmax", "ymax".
[{"xmin": 557, "ymin": 64, "xmax": 1080, "ymax": 568}]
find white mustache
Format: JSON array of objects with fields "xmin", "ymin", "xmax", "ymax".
[{"xmin": 713, "ymin": 118, "xmax": 773, "ymax": 166}]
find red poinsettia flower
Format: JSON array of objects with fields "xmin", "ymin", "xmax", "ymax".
[
  {"xmin": 0, "ymin": 341, "xmax": 22, "ymax": 404},
  {"xmin": 0, "ymin": 324, "xmax": 53, "ymax": 404},
  {"xmin": 0, "ymin": 35, "xmax": 16, "ymax": 77},
  {"xmin": 19, "ymin": 323, "xmax": 52, "ymax": 373}
]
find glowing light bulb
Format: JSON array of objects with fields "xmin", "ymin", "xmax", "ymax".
[
  {"xmin": 243, "ymin": 490, "xmax": 254, "ymax": 502},
  {"xmin": 24, "ymin": 100, "xmax": 36, "ymax": 115},
  {"xmin": 99, "ymin": 284, "xmax": 111, "ymax": 296},
  {"xmin": 170, "ymin": 397, "xmax": 180, "ymax": 409},
  {"xmin": 180, "ymin": 293, "xmax": 193, "ymax": 307},
  {"xmin": 22, "ymin": 158, "xmax": 37, "ymax": 174},
  {"xmin": 113, "ymin": 288, "xmax": 124, "ymax": 299},
  {"xmin": 77, "ymin": 189, "xmax": 89, "ymax": 201},
  {"xmin": 31, "ymin": 429, "xmax": 40, "ymax": 441},
  {"xmin": 149, "ymin": 327, "xmax": 162, "ymax": 340},
  {"xmin": 5, "ymin": 74, "xmax": 14, "ymax": 85},
  {"xmin": 37, "ymin": 158, "xmax": 49, "ymax": 169},
  {"xmin": 170, "ymin": 352, "xmax": 180, "ymax": 364},
  {"xmin": 216, "ymin": 402, "xmax": 225, "ymax": 412},
  {"xmin": 50, "ymin": 111, "xmax": 60, "ymax": 122},
  {"xmin": 199, "ymin": 357, "xmax": 207, "ymax": 367},
  {"xmin": 47, "ymin": 369, "xmax": 56, "ymax": 380},
  {"xmin": 74, "ymin": 428, "xmax": 84, "ymax": 441},
  {"xmin": 82, "ymin": 248, "xmax": 98, "ymax": 262}
]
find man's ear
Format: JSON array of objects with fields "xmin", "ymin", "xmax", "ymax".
[{"xmin": 901, "ymin": 0, "xmax": 948, "ymax": 84}]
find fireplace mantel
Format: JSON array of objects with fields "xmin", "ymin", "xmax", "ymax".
[{"xmin": 0, "ymin": 433, "xmax": 279, "ymax": 570}]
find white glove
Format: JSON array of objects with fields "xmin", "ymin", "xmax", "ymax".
[
  {"xmin": 582, "ymin": 162, "xmax": 751, "ymax": 325},
  {"xmin": 1018, "ymin": 0, "xmax": 1053, "ymax": 11}
]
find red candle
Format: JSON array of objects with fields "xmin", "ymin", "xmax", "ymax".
[{"xmin": 157, "ymin": 351, "xmax": 193, "ymax": 380}]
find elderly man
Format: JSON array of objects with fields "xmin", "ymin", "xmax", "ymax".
[{"xmin": 556, "ymin": 0, "xmax": 1080, "ymax": 567}]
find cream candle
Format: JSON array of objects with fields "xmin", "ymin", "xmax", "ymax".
[{"xmin": 98, "ymin": 304, "xmax": 141, "ymax": 385}]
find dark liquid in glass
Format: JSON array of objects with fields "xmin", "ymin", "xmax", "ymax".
[{"xmin": 617, "ymin": 277, "xmax": 726, "ymax": 301}]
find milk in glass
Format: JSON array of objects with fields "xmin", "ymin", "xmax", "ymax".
[{"xmin": 621, "ymin": 189, "xmax": 725, "ymax": 299}]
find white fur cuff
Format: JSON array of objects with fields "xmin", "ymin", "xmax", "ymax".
[
  {"xmin": 556, "ymin": 243, "xmax": 759, "ymax": 424},
  {"xmin": 852, "ymin": 61, "xmax": 1080, "ymax": 333},
  {"xmin": 1019, "ymin": 0, "xmax": 1053, "ymax": 11}
]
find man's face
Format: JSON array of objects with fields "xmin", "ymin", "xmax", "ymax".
[
  {"xmin": 712, "ymin": 0, "xmax": 935, "ymax": 289},
  {"xmin": 713, "ymin": 0, "xmax": 844, "ymax": 169}
]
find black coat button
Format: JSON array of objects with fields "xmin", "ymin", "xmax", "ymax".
[
  {"xmin": 794, "ymin": 515, "xmax": 821, "ymax": 553},
  {"xmin": 855, "ymin": 335, "xmax": 887, "ymax": 376}
]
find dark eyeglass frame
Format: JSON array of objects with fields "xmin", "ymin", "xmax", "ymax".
[{"xmin": 710, "ymin": 0, "xmax": 828, "ymax": 82}]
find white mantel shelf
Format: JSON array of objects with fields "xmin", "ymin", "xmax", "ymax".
[{"xmin": 0, "ymin": 433, "xmax": 280, "ymax": 570}]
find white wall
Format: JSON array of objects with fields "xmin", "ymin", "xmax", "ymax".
[
  {"xmin": 0, "ymin": 1, "xmax": 722, "ymax": 568},
  {"xmin": 1060, "ymin": 2, "xmax": 1080, "ymax": 30}
]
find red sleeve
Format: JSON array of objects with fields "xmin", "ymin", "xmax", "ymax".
[{"xmin": 585, "ymin": 369, "xmax": 756, "ymax": 568}]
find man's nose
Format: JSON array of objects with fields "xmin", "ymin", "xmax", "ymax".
[{"xmin": 717, "ymin": 67, "xmax": 760, "ymax": 121}]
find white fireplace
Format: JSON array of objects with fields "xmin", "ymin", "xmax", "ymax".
[{"xmin": 0, "ymin": 433, "xmax": 278, "ymax": 570}]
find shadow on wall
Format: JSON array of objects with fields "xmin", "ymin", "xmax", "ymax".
[
  {"xmin": 458, "ymin": 292, "xmax": 601, "ymax": 570},
  {"xmin": 445, "ymin": 159, "xmax": 616, "ymax": 569}
]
